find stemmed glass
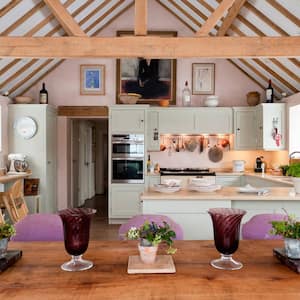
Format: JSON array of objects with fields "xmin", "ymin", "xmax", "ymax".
[
  {"xmin": 208, "ymin": 208, "xmax": 246, "ymax": 270},
  {"xmin": 58, "ymin": 208, "xmax": 96, "ymax": 272}
]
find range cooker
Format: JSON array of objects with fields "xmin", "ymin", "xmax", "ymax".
[
  {"xmin": 160, "ymin": 168, "xmax": 216, "ymax": 176},
  {"xmin": 160, "ymin": 168, "xmax": 216, "ymax": 187}
]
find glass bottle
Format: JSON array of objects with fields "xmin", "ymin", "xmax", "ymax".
[
  {"xmin": 39, "ymin": 82, "xmax": 48, "ymax": 104},
  {"xmin": 147, "ymin": 154, "xmax": 151, "ymax": 173},
  {"xmin": 265, "ymin": 79, "xmax": 274, "ymax": 103},
  {"xmin": 182, "ymin": 81, "xmax": 191, "ymax": 106}
]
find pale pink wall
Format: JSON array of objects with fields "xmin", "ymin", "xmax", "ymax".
[{"xmin": 23, "ymin": 0, "xmax": 271, "ymax": 209}]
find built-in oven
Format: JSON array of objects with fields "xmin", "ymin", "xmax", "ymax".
[
  {"xmin": 112, "ymin": 134, "xmax": 144, "ymax": 158},
  {"xmin": 111, "ymin": 134, "xmax": 144, "ymax": 183}
]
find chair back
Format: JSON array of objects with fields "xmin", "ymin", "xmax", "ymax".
[
  {"xmin": 118, "ymin": 214, "xmax": 184, "ymax": 240},
  {"xmin": 242, "ymin": 213, "xmax": 287, "ymax": 240},
  {"xmin": 11, "ymin": 213, "xmax": 63, "ymax": 241}
]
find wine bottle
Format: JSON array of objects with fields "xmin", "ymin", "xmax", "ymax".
[
  {"xmin": 147, "ymin": 154, "xmax": 151, "ymax": 173},
  {"xmin": 265, "ymin": 79, "xmax": 274, "ymax": 103},
  {"xmin": 39, "ymin": 82, "xmax": 48, "ymax": 104},
  {"xmin": 182, "ymin": 81, "xmax": 191, "ymax": 107}
]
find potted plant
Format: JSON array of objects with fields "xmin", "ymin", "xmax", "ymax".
[
  {"xmin": 0, "ymin": 223, "xmax": 16, "ymax": 258},
  {"xmin": 286, "ymin": 163, "xmax": 300, "ymax": 194},
  {"xmin": 126, "ymin": 221, "xmax": 177, "ymax": 264},
  {"xmin": 270, "ymin": 213, "xmax": 300, "ymax": 259}
]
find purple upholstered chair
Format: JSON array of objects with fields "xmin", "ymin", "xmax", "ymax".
[
  {"xmin": 118, "ymin": 214, "xmax": 184, "ymax": 240},
  {"xmin": 242, "ymin": 213, "xmax": 287, "ymax": 240},
  {"xmin": 11, "ymin": 213, "xmax": 64, "ymax": 241}
]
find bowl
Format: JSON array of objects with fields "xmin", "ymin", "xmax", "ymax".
[
  {"xmin": 162, "ymin": 179, "xmax": 182, "ymax": 187},
  {"xmin": 159, "ymin": 99, "xmax": 169, "ymax": 107},
  {"xmin": 204, "ymin": 95, "xmax": 219, "ymax": 107},
  {"xmin": 14, "ymin": 96, "xmax": 33, "ymax": 104},
  {"xmin": 119, "ymin": 93, "xmax": 141, "ymax": 104}
]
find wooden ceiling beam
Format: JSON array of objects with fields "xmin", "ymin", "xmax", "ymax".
[
  {"xmin": 43, "ymin": 0, "xmax": 86, "ymax": 36},
  {"xmin": 0, "ymin": 0, "xmax": 21, "ymax": 18},
  {"xmin": 1, "ymin": 36, "xmax": 299, "ymax": 58},
  {"xmin": 135, "ymin": 0, "xmax": 147, "ymax": 35},
  {"xmin": 217, "ymin": 0, "xmax": 246, "ymax": 36},
  {"xmin": 196, "ymin": 0, "xmax": 236, "ymax": 36}
]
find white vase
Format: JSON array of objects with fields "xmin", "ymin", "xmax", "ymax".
[
  {"xmin": 0, "ymin": 238, "xmax": 8, "ymax": 258},
  {"xmin": 284, "ymin": 238, "xmax": 300, "ymax": 259},
  {"xmin": 292, "ymin": 177, "xmax": 300, "ymax": 194},
  {"xmin": 138, "ymin": 244, "xmax": 158, "ymax": 264}
]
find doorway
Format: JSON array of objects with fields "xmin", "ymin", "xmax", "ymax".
[{"xmin": 70, "ymin": 118, "xmax": 108, "ymax": 217}]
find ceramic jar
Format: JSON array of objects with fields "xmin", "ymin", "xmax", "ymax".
[
  {"xmin": 138, "ymin": 244, "xmax": 158, "ymax": 264},
  {"xmin": 204, "ymin": 95, "xmax": 219, "ymax": 107},
  {"xmin": 284, "ymin": 238, "xmax": 300, "ymax": 259}
]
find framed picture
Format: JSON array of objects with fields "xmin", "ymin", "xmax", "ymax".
[
  {"xmin": 192, "ymin": 63, "xmax": 215, "ymax": 95},
  {"xmin": 116, "ymin": 31, "xmax": 177, "ymax": 105},
  {"xmin": 80, "ymin": 64, "xmax": 105, "ymax": 95}
]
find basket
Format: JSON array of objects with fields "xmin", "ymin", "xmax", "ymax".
[
  {"xmin": 119, "ymin": 93, "xmax": 141, "ymax": 104},
  {"xmin": 14, "ymin": 96, "xmax": 33, "ymax": 104}
]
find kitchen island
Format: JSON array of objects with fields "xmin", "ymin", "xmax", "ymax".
[
  {"xmin": 3, "ymin": 240, "xmax": 300, "ymax": 299},
  {"xmin": 141, "ymin": 187, "xmax": 300, "ymax": 239}
]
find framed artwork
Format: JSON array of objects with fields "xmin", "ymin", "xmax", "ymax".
[
  {"xmin": 80, "ymin": 64, "xmax": 105, "ymax": 95},
  {"xmin": 116, "ymin": 31, "xmax": 177, "ymax": 105},
  {"xmin": 192, "ymin": 63, "xmax": 215, "ymax": 95}
]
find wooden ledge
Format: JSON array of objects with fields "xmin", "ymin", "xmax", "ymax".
[{"xmin": 57, "ymin": 106, "xmax": 108, "ymax": 117}]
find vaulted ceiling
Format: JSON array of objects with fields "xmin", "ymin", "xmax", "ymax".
[{"xmin": 0, "ymin": 0, "xmax": 299, "ymax": 99}]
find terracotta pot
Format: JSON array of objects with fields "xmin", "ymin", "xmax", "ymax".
[
  {"xmin": 247, "ymin": 91, "xmax": 260, "ymax": 106},
  {"xmin": 138, "ymin": 244, "xmax": 158, "ymax": 264}
]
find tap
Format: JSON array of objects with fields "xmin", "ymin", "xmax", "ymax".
[{"xmin": 289, "ymin": 151, "xmax": 300, "ymax": 164}]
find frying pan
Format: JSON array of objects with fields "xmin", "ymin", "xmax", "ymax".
[{"xmin": 208, "ymin": 145, "xmax": 223, "ymax": 162}]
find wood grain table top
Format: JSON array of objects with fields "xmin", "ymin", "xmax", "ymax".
[{"xmin": 3, "ymin": 240, "xmax": 300, "ymax": 299}]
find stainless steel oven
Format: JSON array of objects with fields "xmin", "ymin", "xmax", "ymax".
[
  {"xmin": 112, "ymin": 134, "xmax": 144, "ymax": 158},
  {"xmin": 111, "ymin": 134, "xmax": 144, "ymax": 183}
]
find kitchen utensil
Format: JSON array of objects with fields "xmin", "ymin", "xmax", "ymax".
[
  {"xmin": 176, "ymin": 137, "xmax": 180, "ymax": 152},
  {"xmin": 208, "ymin": 145, "xmax": 223, "ymax": 162},
  {"xmin": 199, "ymin": 136, "xmax": 204, "ymax": 153},
  {"xmin": 221, "ymin": 138, "xmax": 230, "ymax": 148},
  {"xmin": 185, "ymin": 138, "xmax": 197, "ymax": 152},
  {"xmin": 160, "ymin": 136, "xmax": 166, "ymax": 151}
]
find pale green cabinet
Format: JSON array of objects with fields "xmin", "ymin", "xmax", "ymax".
[
  {"xmin": 195, "ymin": 108, "xmax": 233, "ymax": 134},
  {"xmin": 147, "ymin": 110, "xmax": 160, "ymax": 151},
  {"xmin": 159, "ymin": 108, "xmax": 195, "ymax": 134},
  {"xmin": 109, "ymin": 184, "xmax": 145, "ymax": 218},
  {"xmin": 216, "ymin": 175, "xmax": 244, "ymax": 187},
  {"xmin": 110, "ymin": 108, "xmax": 145, "ymax": 133},
  {"xmin": 233, "ymin": 107, "xmax": 257, "ymax": 150}
]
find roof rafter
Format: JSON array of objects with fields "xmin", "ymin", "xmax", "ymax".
[
  {"xmin": 196, "ymin": 0, "xmax": 236, "ymax": 36},
  {"xmin": 135, "ymin": 0, "xmax": 147, "ymax": 35},
  {"xmin": 43, "ymin": 0, "xmax": 86, "ymax": 36},
  {"xmin": 217, "ymin": 0, "xmax": 246, "ymax": 36}
]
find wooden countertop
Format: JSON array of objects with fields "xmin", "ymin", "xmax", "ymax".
[
  {"xmin": 141, "ymin": 186, "xmax": 299, "ymax": 201},
  {"xmin": 4, "ymin": 240, "xmax": 300, "ymax": 299},
  {"xmin": 0, "ymin": 171, "xmax": 31, "ymax": 184}
]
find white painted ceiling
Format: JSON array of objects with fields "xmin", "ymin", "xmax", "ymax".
[{"xmin": 0, "ymin": 0, "xmax": 299, "ymax": 98}]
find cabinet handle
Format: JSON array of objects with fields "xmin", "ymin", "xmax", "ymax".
[
  {"xmin": 140, "ymin": 119, "xmax": 144, "ymax": 123},
  {"xmin": 236, "ymin": 128, "xmax": 240, "ymax": 131}
]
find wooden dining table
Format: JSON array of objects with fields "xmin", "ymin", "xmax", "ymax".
[{"xmin": 1, "ymin": 240, "xmax": 300, "ymax": 299}]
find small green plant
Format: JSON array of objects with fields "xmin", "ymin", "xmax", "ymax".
[
  {"xmin": 270, "ymin": 211, "xmax": 300, "ymax": 239},
  {"xmin": 279, "ymin": 165, "xmax": 289, "ymax": 176},
  {"xmin": 0, "ymin": 223, "xmax": 16, "ymax": 239},
  {"xmin": 287, "ymin": 163, "xmax": 300, "ymax": 178},
  {"xmin": 126, "ymin": 221, "xmax": 177, "ymax": 254}
]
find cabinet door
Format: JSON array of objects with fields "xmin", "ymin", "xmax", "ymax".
[
  {"xmin": 233, "ymin": 108, "xmax": 257, "ymax": 150},
  {"xmin": 159, "ymin": 109, "xmax": 195, "ymax": 134},
  {"xmin": 145, "ymin": 175, "xmax": 160, "ymax": 189},
  {"xmin": 111, "ymin": 109, "xmax": 145, "ymax": 133},
  {"xmin": 110, "ymin": 184, "xmax": 144, "ymax": 218},
  {"xmin": 216, "ymin": 175, "xmax": 242, "ymax": 187},
  {"xmin": 147, "ymin": 110, "xmax": 160, "ymax": 151},
  {"xmin": 261, "ymin": 103, "xmax": 286, "ymax": 150},
  {"xmin": 256, "ymin": 105, "xmax": 263, "ymax": 149},
  {"xmin": 195, "ymin": 108, "xmax": 233, "ymax": 134}
]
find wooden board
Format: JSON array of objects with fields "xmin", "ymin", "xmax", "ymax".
[
  {"xmin": 273, "ymin": 248, "xmax": 300, "ymax": 274},
  {"xmin": 127, "ymin": 255, "xmax": 176, "ymax": 274},
  {"xmin": 0, "ymin": 250, "xmax": 22, "ymax": 273}
]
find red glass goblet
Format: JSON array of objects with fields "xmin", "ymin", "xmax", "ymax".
[
  {"xmin": 208, "ymin": 208, "xmax": 246, "ymax": 270},
  {"xmin": 59, "ymin": 208, "xmax": 96, "ymax": 271}
]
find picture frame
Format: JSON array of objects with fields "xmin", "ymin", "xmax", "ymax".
[
  {"xmin": 192, "ymin": 63, "xmax": 215, "ymax": 95},
  {"xmin": 80, "ymin": 64, "xmax": 105, "ymax": 95},
  {"xmin": 116, "ymin": 31, "xmax": 177, "ymax": 105}
]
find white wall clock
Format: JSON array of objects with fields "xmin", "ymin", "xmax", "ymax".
[{"xmin": 14, "ymin": 117, "xmax": 37, "ymax": 139}]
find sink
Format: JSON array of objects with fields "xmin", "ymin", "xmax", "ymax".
[{"xmin": 269, "ymin": 176, "xmax": 293, "ymax": 182}]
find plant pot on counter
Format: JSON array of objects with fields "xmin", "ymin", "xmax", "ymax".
[
  {"xmin": 138, "ymin": 244, "xmax": 158, "ymax": 264},
  {"xmin": 284, "ymin": 238, "xmax": 300, "ymax": 259}
]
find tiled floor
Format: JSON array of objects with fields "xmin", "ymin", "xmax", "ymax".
[{"xmin": 84, "ymin": 194, "xmax": 120, "ymax": 240}]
